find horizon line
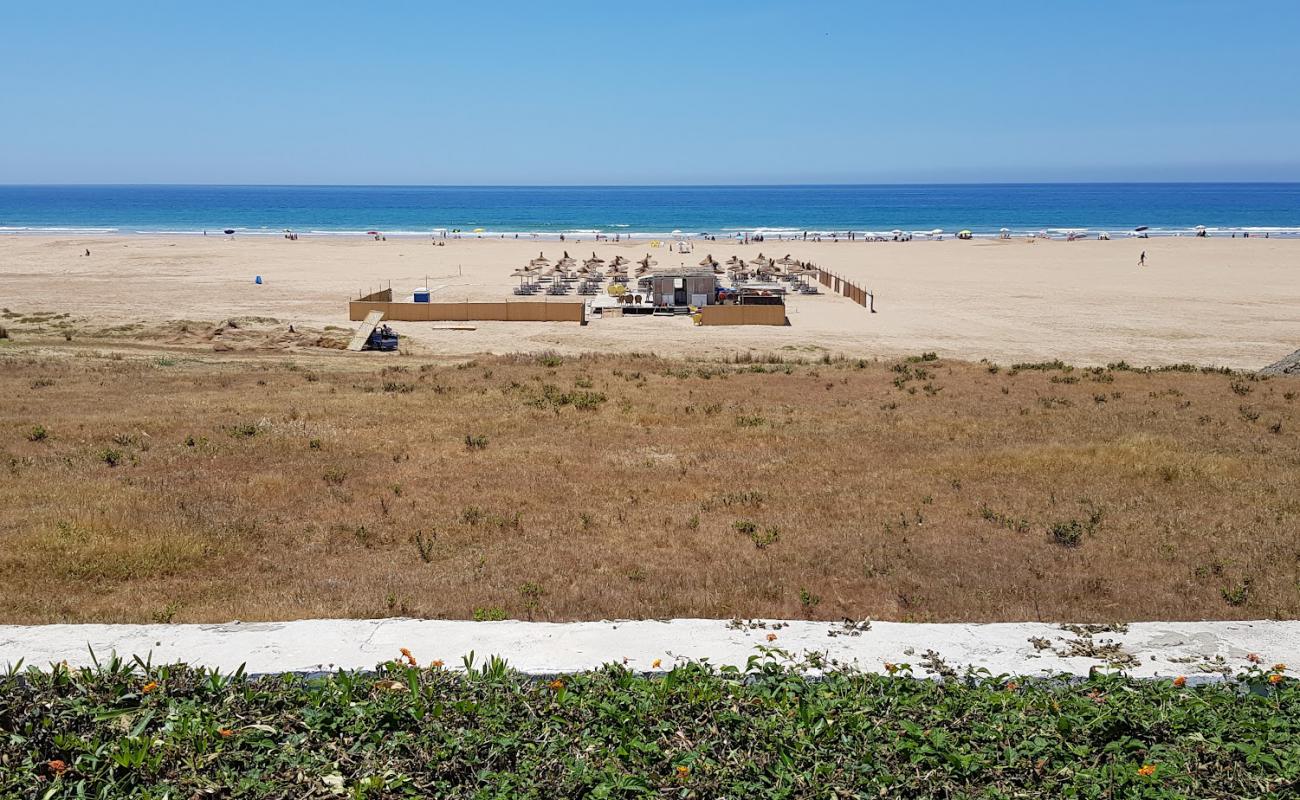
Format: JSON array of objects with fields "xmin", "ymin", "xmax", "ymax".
[{"xmin": 4, "ymin": 180, "xmax": 1300, "ymax": 189}]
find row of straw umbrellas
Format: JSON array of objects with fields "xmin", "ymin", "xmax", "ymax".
[{"xmin": 511, "ymin": 251, "xmax": 821, "ymax": 286}]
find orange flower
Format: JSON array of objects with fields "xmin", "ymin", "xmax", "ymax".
[
  {"xmin": 549, "ymin": 678, "xmax": 565, "ymax": 691},
  {"xmin": 1172, "ymin": 676, "xmax": 1186, "ymax": 688},
  {"xmin": 1137, "ymin": 764, "xmax": 1156, "ymax": 777},
  {"xmin": 1269, "ymin": 673, "xmax": 1284, "ymax": 685},
  {"xmin": 766, "ymin": 633, "xmax": 778, "ymax": 642},
  {"xmin": 400, "ymin": 647, "xmax": 412, "ymax": 658},
  {"xmin": 431, "ymin": 659, "xmax": 444, "ymax": 668},
  {"xmin": 1273, "ymin": 663, "xmax": 1287, "ymax": 672},
  {"xmin": 1004, "ymin": 681, "xmax": 1019, "ymax": 692},
  {"xmin": 141, "ymin": 681, "xmax": 159, "ymax": 694},
  {"xmin": 675, "ymin": 765, "xmax": 690, "ymax": 780},
  {"xmin": 47, "ymin": 759, "xmax": 67, "ymax": 775},
  {"xmin": 1247, "ymin": 653, "xmax": 1263, "ymax": 664},
  {"xmin": 884, "ymin": 662, "xmax": 899, "ymax": 675},
  {"xmin": 218, "ymin": 728, "xmax": 234, "ymax": 738},
  {"xmin": 652, "ymin": 659, "xmax": 662, "ymax": 669}
]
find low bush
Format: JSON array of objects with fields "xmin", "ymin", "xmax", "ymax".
[{"xmin": 0, "ymin": 657, "xmax": 1294, "ymax": 798}]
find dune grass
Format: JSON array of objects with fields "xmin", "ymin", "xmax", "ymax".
[{"xmin": 1, "ymin": 347, "xmax": 1298, "ymax": 624}]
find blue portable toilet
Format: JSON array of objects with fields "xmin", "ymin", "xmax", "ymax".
[
  {"xmin": 254, "ymin": 275, "xmax": 263, "ymax": 285},
  {"xmin": 413, "ymin": 286, "xmax": 430, "ymax": 303}
]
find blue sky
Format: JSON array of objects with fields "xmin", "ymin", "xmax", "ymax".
[{"xmin": 3, "ymin": 0, "xmax": 1298, "ymax": 184}]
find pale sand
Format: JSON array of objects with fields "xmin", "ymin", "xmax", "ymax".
[{"xmin": 1, "ymin": 235, "xmax": 1296, "ymax": 367}]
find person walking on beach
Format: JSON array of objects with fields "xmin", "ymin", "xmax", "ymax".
[{"xmin": 1138, "ymin": 250, "xmax": 1146, "ymax": 267}]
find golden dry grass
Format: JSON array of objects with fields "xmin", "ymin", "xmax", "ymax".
[{"xmin": 2, "ymin": 342, "xmax": 1298, "ymax": 624}]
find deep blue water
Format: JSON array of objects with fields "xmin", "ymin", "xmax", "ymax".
[{"xmin": 0, "ymin": 184, "xmax": 1297, "ymax": 237}]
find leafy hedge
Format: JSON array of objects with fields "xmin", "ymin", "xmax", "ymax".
[{"xmin": 2, "ymin": 653, "xmax": 1296, "ymax": 798}]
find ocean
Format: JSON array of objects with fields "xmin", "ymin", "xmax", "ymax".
[{"xmin": 0, "ymin": 183, "xmax": 1297, "ymax": 239}]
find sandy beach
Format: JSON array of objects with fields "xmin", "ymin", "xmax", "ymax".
[{"xmin": 1, "ymin": 234, "xmax": 1296, "ymax": 367}]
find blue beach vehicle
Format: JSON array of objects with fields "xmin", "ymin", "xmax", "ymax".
[{"xmin": 364, "ymin": 324, "xmax": 399, "ymax": 352}]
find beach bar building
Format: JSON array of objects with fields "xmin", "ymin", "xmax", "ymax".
[{"xmin": 645, "ymin": 269, "xmax": 717, "ymax": 308}]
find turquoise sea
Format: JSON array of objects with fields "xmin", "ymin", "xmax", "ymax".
[{"xmin": 0, "ymin": 184, "xmax": 1297, "ymax": 238}]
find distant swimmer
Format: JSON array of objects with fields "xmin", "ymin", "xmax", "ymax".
[{"xmin": 1138, "ymin": 250, "xmax": 1146, "ymax": 266}]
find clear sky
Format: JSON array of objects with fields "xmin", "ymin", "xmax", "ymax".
[{"xmin": 3, "ymin": 0, "xmax": 1298, "ymax": 185}]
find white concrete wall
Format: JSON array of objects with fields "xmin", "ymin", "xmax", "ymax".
[{"xmin": 3, "ymin": 619, "xmax": 1295, "ymax": 681}]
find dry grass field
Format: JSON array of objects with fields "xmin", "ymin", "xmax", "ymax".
[{"xmin": 2, "ymin": 332, "xmax": 1299, "ymax": 625}]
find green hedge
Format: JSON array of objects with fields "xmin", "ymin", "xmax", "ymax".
[{"xmin": 2, "ymin": 654, "xmax": 1296, "ymax": 798}]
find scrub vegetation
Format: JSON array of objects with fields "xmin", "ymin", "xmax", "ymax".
[{"xmin": 1, "ymin": 345, "xmax": 1298, "ymax": 624}]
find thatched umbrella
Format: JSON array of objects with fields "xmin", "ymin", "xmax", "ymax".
[
  {"xmin": 587, "ymin": 252, "xmax": 605, "ymax": 264},
  {"xmin": 531, "ymin": 251, "xmax": 551, "ymax": 265},
  {"xmin": 699, "ymin": 254, "xmax": 723, "ymax": 274},
  {"xmin": 776, "ymin": 255, "xmax": 798, "ymax": 267}
]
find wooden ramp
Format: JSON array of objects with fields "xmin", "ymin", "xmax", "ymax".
[{"xmin": 347, "ymin": 310, "xmax": 385, "ymax": 351}]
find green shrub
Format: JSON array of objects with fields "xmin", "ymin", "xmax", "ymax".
[
  {"xmin": 0, "ymin": 658, "xmax": 1294, "ymax": 798},
  {"xmin": 227, "ymin": 422, "xmax": 260, "ymax": 438},
  {"xmin": 1048, "ymin": 520, "xmax": 1086, "ymax": 547}
]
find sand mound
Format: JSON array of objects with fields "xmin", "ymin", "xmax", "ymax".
[
  {"xmin": 205, "ymin": 318, "xmax": 348, "ymax": 351},
  {"xmin": 1259, "ymin": 348, "xmax": 1300, "ymax": 377},
  {"xmin": 96, "ymin": 317, "xmax": 354, "ymax": 352}
]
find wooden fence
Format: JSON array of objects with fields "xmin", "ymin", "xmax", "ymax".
[
  {"xmin": 348, "ymin": 290, "xmax": 585, "ymax": 323},
  {"xmin": 815, "ymin": 268, "xmax": 873, "ymax": 309},
  {"xmin": 698, "ymin": 304, "xmax": 788, "ymax": 326}
]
